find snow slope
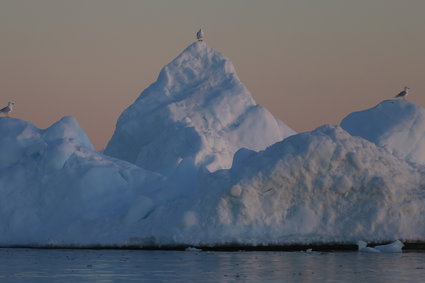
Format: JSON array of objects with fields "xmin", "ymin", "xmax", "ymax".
[
  {"xmin": 127, "ymin": 126, "xmax": 425, "ymax": 246},
  {"xmin": 104, "ymin": 41, "xmax": 294, "ymax": 175},
  {"xmin": 0, "ymin": 117, "xmax": 163, "ymax": 246},
  {"xmin": 341, "ymin": 100, "xmax": 425, "ymax": 165}
]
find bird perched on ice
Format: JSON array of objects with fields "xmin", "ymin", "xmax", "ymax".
[
  {"xmin": 394, "ymin": 86, "xmax": 410, "ymax": 99},
  {"xmin": 357, "ymin": 240, "xmax": 404, "ymax": 253},
  {"xmin": 0, "ymin": 102, "xmax": 14, "ymax": 117},
  {"xmin": 196, "ymin": 28, "xmax": 204, "ymax": 41}
]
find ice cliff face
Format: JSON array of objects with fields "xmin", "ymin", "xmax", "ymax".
[
  {"xmin": 104, "ymin": 41, "xmax": 295, "ymax": 175},
  {"xmin": 341, "ymin": 100, "xmax": 425, "ymax": 165}
]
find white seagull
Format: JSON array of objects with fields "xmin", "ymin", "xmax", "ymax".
[
  {"xmin": 394, "ymin": 86, "xmax": 410, "ymax": 99},
  {"xmin": 0, "ymin": 102, "xmax": 14, "ymax": 117},
  {"xmin": 196, "ymin": 28, "xmax": 204, "ymax": 41}
]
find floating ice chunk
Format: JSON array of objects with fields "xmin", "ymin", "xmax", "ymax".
[
  {"xmin": 357, "ymin": 240, "xmax": 381, "ymax": 253},
  {"xmin": 357, "ymin": 240, "xmax": 404, "ymax": 253},
  {"xmin": 374, "ymin": 240, "xmax": 404, "ymax": 253},
  {"xmin": 185, "ymin": 247, "xmax": 202, "ymax": 252}
]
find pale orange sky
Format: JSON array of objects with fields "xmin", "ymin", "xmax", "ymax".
[{"xmin": 1, "ymin": 0, "xmax": 424, "ymax": 149}]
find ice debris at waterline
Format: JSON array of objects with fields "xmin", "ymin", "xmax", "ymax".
[
  {"xmin": 357, "ymin": 240, "xmax": 404, "ymax": 253},
  {"xmin": 1, "ymin": 41, "xmax": 425, "ymax": 248}
]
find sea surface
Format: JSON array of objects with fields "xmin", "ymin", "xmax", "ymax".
[{"xmin": 0, "ymin": 248, "xmax": 424, "ymax": 282}]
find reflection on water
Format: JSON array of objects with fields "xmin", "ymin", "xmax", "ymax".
[{"xmin": 0, "ymin": 248, "xmax": 424, "ymax": 282}]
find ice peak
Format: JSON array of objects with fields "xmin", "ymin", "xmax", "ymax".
[
  {"xmin": 42, "ymin": 116, "xmax": 94, "ymax": 150},
  {"xmin": 341, "ymin": 99, "xmax": 425, "ymax": 164},
  {"xmin": 154, "ymin": 41, "xmax": 237, "ymax": 98},
  {"xmin": 375, "ymin": 98, "xmax": 417, "ymax": 109},
  {"xmin": 182, "ymin": 40, "xmax": 211, "ymax": 56},
  {"xmin": 105, "ymin": 41, "xmax": 294, "ymax": 175}
]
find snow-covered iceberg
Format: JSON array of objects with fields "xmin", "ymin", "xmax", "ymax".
[
  {"xmin": 104, "ymin": 41, "xmax": 294, "ymax": 176},
  {"xmin": 341, "ymin": 100, "xmax": 425, "ymax": 165},
  {"xmin": 2, "ymin": 41, "xmax": 425, "ymax": 248}
]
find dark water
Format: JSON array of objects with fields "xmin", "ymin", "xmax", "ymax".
[{"xmin": 0, "ymin": 248, "xmax": 424, "ymax": 282}]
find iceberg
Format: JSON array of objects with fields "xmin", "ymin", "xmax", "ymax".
[{"xmin": 1, "ymin": 41, "xmax": 425, "ymax": 248}]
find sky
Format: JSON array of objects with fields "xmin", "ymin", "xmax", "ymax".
[{"xmin": 1, "ymin": 0, "xmax": 424, "ymax": 149}]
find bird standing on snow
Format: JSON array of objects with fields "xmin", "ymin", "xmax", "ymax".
[
  {"xmin": 394, "ymin": 86, "xmax": 410, "ymax": 99},
  {"xmin": 0, "ymin": 102, "xmax": 14, "ymax": 117},
  {"xmin": 196, "ymin": 28, "xmax": 204, "ymax": 41}
]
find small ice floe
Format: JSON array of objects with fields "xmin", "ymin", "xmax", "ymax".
[
  {"xmin": 185, "ymin": 247, "xmax": 202, "ymax": 252},
  {"xmin": 357, "ymin": 240, "xmax": 404, "ymax": 253},
  {"xmin": 301, "ymin": 248, "xmax": 322, "ymax": 255},
  {"xmin": 374, "ymin": 240, "xmax": 404, "ymax": 253}
]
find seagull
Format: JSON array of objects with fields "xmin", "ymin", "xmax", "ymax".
[
  {"xmin": 394, "ymin": 86, "xmax": 410, "ymax": 99},
  {"xmin": 0, "ymin": 102, "xmax": 14, "ymax": 117},
  {"xmin": 196, "ymin": 28, "xmax": 204, "ymax": 41},
  {"xmin": 357, "ymin": 240, "xmax": 404, "ymax": 253}
]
